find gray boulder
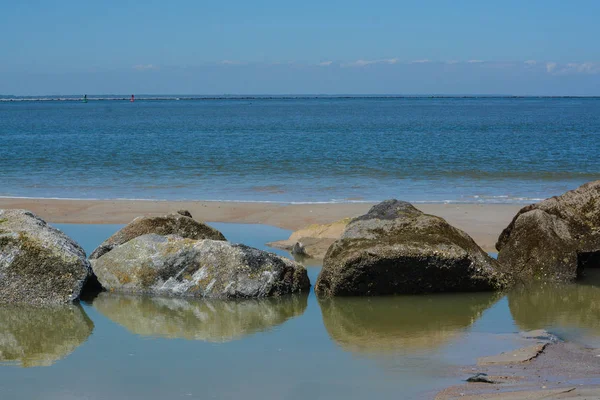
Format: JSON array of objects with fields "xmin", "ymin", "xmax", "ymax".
[
  {"xmin": 496, "ymin": 180, "xmax": 600, "ymax": 282},
  {"xmin": 89, "ymin": 211, "xmax": 226, "ymax": 259},
  {"xmin": 90, "ymin": 234, "xmax": 310, "ymax": 298},
  {"xmin": 0, "ymin": 209, "xmax": 91, "ymax": 305},
  {"xmin": 315, "ymin": 200, "xmax": 508, "ymax": 296}
]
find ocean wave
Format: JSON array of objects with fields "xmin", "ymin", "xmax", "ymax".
[{"xmin": 0, "ymin": 195, "xmax": 542, "ymax": 205}]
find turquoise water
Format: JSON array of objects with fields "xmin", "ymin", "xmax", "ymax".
[
  {"xmin": 1, "ymin": 97, "xmax": 599, "ymax": 203},
  {"xmin": 1, "ymin": 223, "xmax": 599, "ymax": 399}
]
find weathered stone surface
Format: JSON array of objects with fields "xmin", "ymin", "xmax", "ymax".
[
  {"xmin": 93, "ymin": 292, "xmax": 307, "ymax": 342},
  {"xmin": 318, "ymin": 292, "xmax": 501, "ymax": 354},
  {"xmin": 496, "ymin": 181, "xmax": 600, "ymax": 282},
  {"xmin": 0, "ymin": 304, "xmax": 94, "ymax": 367},
  {"xmin": 267, "ymin": 218, "xmax": 351, "ymax": 260},
  {"xmin": 90, "ymin": 234, "xmax": 310, "ymax": 298},
  {"xmin": 89, "ymin": 211, "xmax": 226, "ymax": 259},
  {"xmin": 0, "ymin": 209, "xmax": 91, "ymax": 305},
  {"xmin": 315, "ymin": 200, "xmax": 507, "ymax": 296}
]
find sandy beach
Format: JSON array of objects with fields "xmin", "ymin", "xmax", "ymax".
[{"xmin": 0, "ymin": 198, "xmax": 523, "ymax": 252}]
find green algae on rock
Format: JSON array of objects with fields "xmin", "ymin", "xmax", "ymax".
[
  {"xmin": 93, "ymin": 292, "xmax": 307, "ymax": 342},
  {"xmin": 496, "ymin": 180, "xmax": 600, "ymax": 282},
  {"xmin": 89, "ymin": 210, "xmax": 226, "ymax": 259},
  {"xmin": 0, "ymin": 304, "xmax": 94, "ymax": 367},
  {"xmin": 0, "ymin": 209, "xmax": 91, "ymax": 305},
  {"xmin": 90, "ymin": 234, "xmax": 310, "ymax": 298},
  {"xmin": 315, "ymin": 200, "xmax": 508, "ymax": 296}
]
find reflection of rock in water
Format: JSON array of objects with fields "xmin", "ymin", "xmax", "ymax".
[
  {"xmin": 318, "ymin": 292, "xmax": 501, "ymax": 354},
  {"xmin": 0, "ymin": 305, "xmax": 94, "ymax": 367},
  {"xmin": 508, "ymin": 276, "xmax": 600, "ymax": 334},
  {"xmin": 93, "ymin": 292, "xmax": 308, "ymax": 342}
]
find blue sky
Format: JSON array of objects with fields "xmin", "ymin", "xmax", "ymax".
[{"xmin": 1, "ymin": 0, "xmax": 600, "ymax": 95}]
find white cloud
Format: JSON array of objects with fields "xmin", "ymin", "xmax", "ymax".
[
  {"xmin": 445, "ymin": 60, "xmax": 459, "ymax": 64},
  {"xmin": 342, "ymin": 58, "xmax": 398, "ymax": 67},
  {"xmin": 545, "ymin": 61, "xmax": 600, "ymax": 75},
  {"xmin": 411, "ymin": 59, "xmax": 431, "ymax": 64},
  {"xmin": 467, "ymin": 59, "xmax": 484, "ymax": 63},
  {"xmin": 220, "ymin": 60, "xmax": 246, "ymax": 65},
  {"xmin": 317, "ymin": 61, "xmax": 333, "ymax": 67},
  {"xmin": 524, "ymin": 60, "xmax": 537, "ymax": 66},
  {"xmin": 132, "ymin": 64, "xmax": 159, "ymax": 71}
]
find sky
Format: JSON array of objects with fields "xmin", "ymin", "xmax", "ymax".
[{"xmin": 1, "ymin": 0, "xmax": 600, "ymax": 95}]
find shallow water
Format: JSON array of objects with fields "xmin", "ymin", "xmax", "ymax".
[
  {"xmin": 1, "ymin": 97, "xmax": 599, "ymax": 203},
  {"xmin": 0, "ymin": 223, "xmax": 599, "ymax": 399}
]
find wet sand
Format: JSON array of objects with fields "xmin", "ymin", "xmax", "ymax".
[
  {"xmin": 0, "ymin": 198, "xmax": 522, "ymax": 252},
  {"xmin": 436, "ymin": 334, "xmax": 600, "ymax": 399}
]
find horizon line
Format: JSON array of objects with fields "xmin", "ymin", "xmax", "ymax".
[{"xmin": 3, "ymin": 94, "xmax": 600, "ymax": 101}]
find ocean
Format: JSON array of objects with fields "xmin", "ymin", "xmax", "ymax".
[{"xmin": 1, "ymin": 97, "xmax": 599, "ymax": 203}]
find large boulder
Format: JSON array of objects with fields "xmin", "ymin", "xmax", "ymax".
[
  {"xmin": 93, "ymin": 292, "xmax": 307, "ymax": 342},
  {"xmin": 0, "ymin": 304, "xmax": 94, "ymax": 367},
  {"xmin": 89, "ymin": 210, "xmax": 226, "ymax": 259},
  {"xmin": 315, "ymin": 200, "xmax": 508, "ymax": 296},
  {"xmin": 0, "ymin": 209, "xmax": 91, "ymax": 305},
  {"xmin": 496, "ymin": 181, "xmax": 600, "ymax": 282},
  {"xmin": 90, "ymin": 234, "xmax": 310, "ymax": 298}
]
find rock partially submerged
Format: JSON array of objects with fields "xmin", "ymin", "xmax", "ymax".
[
  {"xmin": 267, "ymin": 218, "xmax": 351, "ymax": 260},
  {"xmin": 91, "ymin": 234, "xmax": 310, "ymax": 298},
  {"xmin": 93, "ymin": 292, "xmax": 307, "ymax": 342},
  {"xmin": 496, "ymin": 181, "xmax": 600, "ymax": 282},
  {"xmin": 89, "ymin": 210, "xmax": 226, "ymax": 259},
  {"xmin": 315, "ymin": 200, "xmax": 508, "ymax": 296},
  {"xmin": 0, "ymin": 209, "xmax": 91, "ymax": 305}
]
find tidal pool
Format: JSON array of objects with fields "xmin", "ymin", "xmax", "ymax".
[{"xmin": 0, "ymin": 222, "xmax": 599, "ymax": 399}]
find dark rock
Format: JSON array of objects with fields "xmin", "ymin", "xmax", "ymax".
[
  {"xmin": 0, "ymin": 209, "xmax": 91, "ymax": 305},
  {"xmin": 176, "ymin": 209, "xmax": 193, "ymax": 218},
  {"xmin": 89, "ymin": 212, "xmax": 226, "ymax": 259},
  {"xmin": 496, "ymin": 180, "xmax": 600, "ymax": 282},
  {"xmin": 466, "ymin": 373, "xmax": 496, "ymax": 383},
  {"xmin": 90, "ymin": 234, "xmax": 310, "ymax": 298},
  {"xmin": 315, "ymin": 200, "xmax": 508, "ymax": 296},
  {"xmin": 291, "ymin": 241, "xmax": 307, "ymax": 256}
]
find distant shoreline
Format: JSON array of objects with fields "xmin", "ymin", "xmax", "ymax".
[
  {"xmin": 3, "ymin": 95, "xmax": 600, "ymax": 102},
  {"xmin": 0, "ymin": 197, "xmax": 523, "ymax": 252}
]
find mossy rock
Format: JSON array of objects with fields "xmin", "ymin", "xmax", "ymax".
[
  {"xmin": 89, "ymin": 210, "xmax": 226, "ymax": 259},
  {"xmin": 315, "ymin": 200, "xmax": 508, "ymax": 296},
  {"xmin": 497, "ymin": 180, "xmax": 600, "ymax": 282},
  {"xmin": 0, "ymin": 209, "xmax": 91, "ymax": 305}
]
